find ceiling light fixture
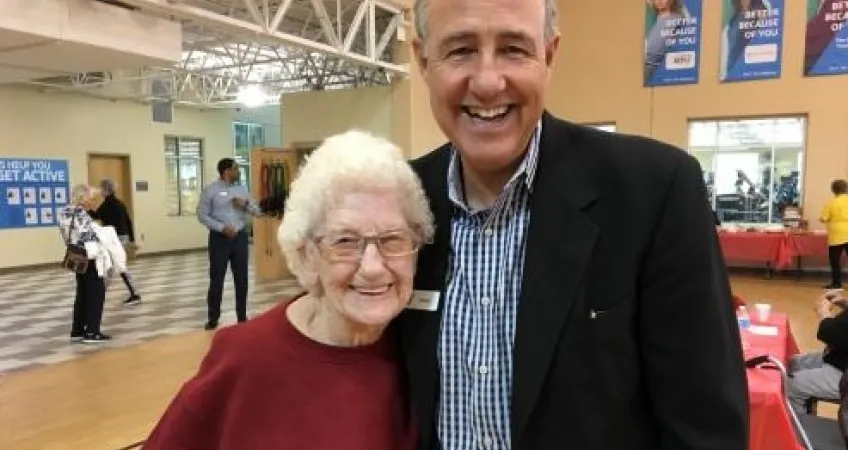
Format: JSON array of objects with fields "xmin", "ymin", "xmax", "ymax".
[{"xmin": 237, "ymin": 85, "xmax": 268, "ymax": 108}]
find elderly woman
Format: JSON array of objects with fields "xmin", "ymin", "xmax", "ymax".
[
  {"xmin": 142, "ymin": 130, "xmax": 433, "ymax": 450},
  {"xmin": 58, "ymin": 184, "xmax": 111, "ymax": 343}
]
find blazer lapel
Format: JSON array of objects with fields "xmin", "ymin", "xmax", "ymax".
[
  {"xmin": 401, "ymin": 147, "xmax": 453, "ymax": 450},
  {"xmin": 512, "ymin": 114, "xmax": 600, "ymax": 446}
]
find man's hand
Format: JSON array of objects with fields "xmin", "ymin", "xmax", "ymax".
[
  {"xmin": 231, "ymin": 197, "xmax": 249, "ymax": 211},
  {"xmin": 221, "ymin": 226, "xmax": 237, "ymax": 238}
]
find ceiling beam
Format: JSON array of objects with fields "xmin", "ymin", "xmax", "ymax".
[
  {"xmin": 118, "ymin": 0, "xmax": 409, "ymax": 75},
  {"xmin": 269, "ymin": 0, "xmax": 295, "ymax": 32},
  {"xmin": 241, "ymin": 0, "xmax": 264, "ymax": 27},
  {"xmin": 308, "ymin": 0, "xmax": 341, "ymax": 48},
  {"xmin": 375, "ymin": 12, "xmax": 401, "ymax": 58},
  {"xmin": 343, "ymin": 0, "xmax": 369, "ymax": 53}
]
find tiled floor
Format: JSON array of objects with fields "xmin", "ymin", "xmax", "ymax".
[{"xmin": 0, "ymin": 249, "xmax": 303, "ymax": 374}]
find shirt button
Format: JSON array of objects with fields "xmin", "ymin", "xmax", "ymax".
[
  {"xmin": 479, "ymin": 365, "xmax": 489, "ymax": 375},
  {"xmin": 484, "ymin": 228, "xmax": 493, "ymax": 236},
  {"xmin": 483, "ymin": 436, "xmax": 493, "ymax": 447},
  {"xmin": 481, "ymin": 297, "xmax": 491, "ymax": 306}
]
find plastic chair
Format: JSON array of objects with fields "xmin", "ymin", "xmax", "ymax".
[{"xmin": 745, "ymin": 355, "xmax": 846, "ymax": 450}]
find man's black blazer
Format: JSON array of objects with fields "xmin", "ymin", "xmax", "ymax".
[{"xmin": 397, "ymin": 112, "xmax": 749, "ymax": 450}]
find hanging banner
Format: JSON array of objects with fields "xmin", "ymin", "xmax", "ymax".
[
  {"xmin": 719, "ymin": 0, "xmax": 785, "ymax": 82},
  {"xmin": 804, "ymin": 0, "xmax": 848, "ymax": 76},
  {"xmin": 643, "ymin": 0, "xmax": 703, "ymax": 87},
  {"xmin": 0, "ymin": 158, "xmax": 70, "ymax": 230}
]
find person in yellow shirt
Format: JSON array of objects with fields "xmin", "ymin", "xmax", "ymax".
[{"xmin": 821, "ymin": 179, "xmax": 848, "ymax": 288}]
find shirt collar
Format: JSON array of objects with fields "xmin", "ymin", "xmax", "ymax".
[{"xmin": 447, "ymin": 120, "xmax": 542, "ymax": 211}]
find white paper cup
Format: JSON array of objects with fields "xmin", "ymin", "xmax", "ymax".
[{"xmin": 754, "ymin": 303, "xmax": 771, "ymax": 322}]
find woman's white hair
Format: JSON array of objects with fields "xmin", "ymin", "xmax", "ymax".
[
  {"xmin": 278, "ymin": 129, "xmax": 435, "ymax": 290},
  {"xmin": 70, "ymin": 184, "xmax": 96, "ymax": 205}
]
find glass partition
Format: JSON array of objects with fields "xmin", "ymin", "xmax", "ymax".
[{"xmin": 688, "ymin": 117, "xmax": 805, "ymax": 224}]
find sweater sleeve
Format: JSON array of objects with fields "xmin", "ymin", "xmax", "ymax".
[
  {"xmin": 143, "ymin": 329, "xmax": 236, "ymax": 449},
  {"xmin": 142, "ymin": 391, "xmax": 205, "ymax": 450}
]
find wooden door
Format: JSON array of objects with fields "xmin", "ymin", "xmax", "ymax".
[{"xmin": 87, "ymin": 154, "xmax": 132, "ymax": 215}]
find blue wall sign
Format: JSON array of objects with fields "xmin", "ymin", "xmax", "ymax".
[{"xmin": 0, "ymin": 158, "xmax": 70, "ymax": 229}]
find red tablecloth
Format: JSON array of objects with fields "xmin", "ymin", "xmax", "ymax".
[
  {"xmin": 744, "ymin": 312, "xmax": 802, "ymax": 450},
  {"xmin": 719, "ymin": 231, "xmax": 828, "ymax": 270},
  {"xmin": 789, "ymin": 233, "xmax": 829, "ymax": 258},
  {"xmin": 719, "ymin": 232, "xmax": 792, "ymax": 268}
]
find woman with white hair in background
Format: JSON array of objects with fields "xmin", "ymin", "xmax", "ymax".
[
  {"xmin": 89, "ymin": 178, "xmax": 141, "ymax": 305},
  {"xmin": 142, "ymin": 130, "xmax": 432, "ymax": 450},
  {"xmin": 57, "ymin": 184, "xmax": 112, "ymax": 343}
]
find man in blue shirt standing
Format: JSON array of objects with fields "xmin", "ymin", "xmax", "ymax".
[{"xmin": 197, "ymin": 158, "xmax": 261, "ymax": 330}]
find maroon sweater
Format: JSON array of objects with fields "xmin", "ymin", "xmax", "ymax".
[{"xmin": 143, "ymin": 299, "xmax": 417, "ymax": 450}]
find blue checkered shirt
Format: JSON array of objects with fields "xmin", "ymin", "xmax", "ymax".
[{"xmin": 437, "ymin": 123, "xmax": 541, "ymax": 450}]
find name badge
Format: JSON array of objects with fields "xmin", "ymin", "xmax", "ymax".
[
  {"xmin": 218, "ymin": 191, "xmax": 229, "ymax": 196},
  {"xmin": 408, "ymin": 290, "xmax": 440, "ymax": 311}
]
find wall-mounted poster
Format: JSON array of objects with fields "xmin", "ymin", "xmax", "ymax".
[
  {"xmin": 804, "ymin": 0, "xmax": 848, "ymax": 76},
  {"xmin": 720, "ymin": 0, "xmax": 785, "ymax": 82},
  {"xmin": 0, "ymin": 158, "xmax": 70, "ymax": 229},
  {"xmin": 644, "ymin": 0, "xmax": 703, "ymax": 87}
]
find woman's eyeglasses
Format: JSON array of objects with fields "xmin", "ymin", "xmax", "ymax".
[{"xmin": 313, "ymin": 230, "xmax": 422, "ymax": 262}]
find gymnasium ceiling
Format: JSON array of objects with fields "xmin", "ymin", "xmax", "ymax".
[{"xmin": 11, "ymin": 0, "xmax": 411, "ymax": 108}]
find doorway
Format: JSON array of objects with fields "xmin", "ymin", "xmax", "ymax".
[{"xmin": 87, "ymin": 154, "xmax": 133, "ymax": 214}]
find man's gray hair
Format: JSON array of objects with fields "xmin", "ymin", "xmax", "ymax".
[
  {"xmin": 100, "ymin": 179, "xmax": 116, "ymax": 196},
  {"xmin": 413, "ymin": 0, "xmax": 559, "ymax": 42}
]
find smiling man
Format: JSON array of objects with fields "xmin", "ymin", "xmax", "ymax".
[{"xmin": 395, "ymin": 0, "xmax": 749, "ymax": 449}]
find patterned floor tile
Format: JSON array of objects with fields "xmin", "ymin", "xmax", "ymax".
[{"xmin": 0, "ymin": 249, "xmax": 302, "ymax": 374}]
